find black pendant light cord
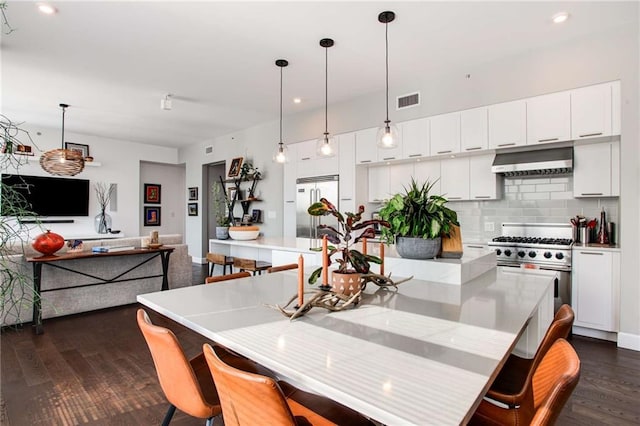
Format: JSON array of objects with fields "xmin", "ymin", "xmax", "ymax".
[
  {"xmin": 279, "ymin": 65, "xmax": 283, "ymax": 145},
  {"xmin": 384, "ymin": 19, "xmax": 390, "ymax": 124},
  {"xmin": 324, "ymin": 45, "xmax": 328, "ymax": 135},
  {"xmin": 60, "ymin": 104, "xmax": 67, "ymax": 149}
]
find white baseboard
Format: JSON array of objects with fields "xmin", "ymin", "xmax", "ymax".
[
  {"xmin": 617, "ymin": 332, "xmax": 640, "ymax": 351},
  {"xmin": 572, "ymin": 326, "xmax": 617, "ymax": 342},
  {"xmin": 193, "ymin": 258, "xmax": 207, "ymax": 265}
]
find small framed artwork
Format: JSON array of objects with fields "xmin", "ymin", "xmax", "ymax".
[
  {"xmin": 144, "ymin": 183, "xmax": 161, "ymax": 204},
  {"xmin": 251, "ymin": 209, "xmax": 262, "ymax": 223},
  {"xmin": 144, "ymin": 206, "xmax": 161, "ymax": 226},
  {"xmin": 188, "ymin": 203, "xmax": 198, "ymax": 216},
  {"xmin": 228, "ymin": 186, "xmax": 239, "ymax": 201},
  {"xmin": 242, "ymin": 214, "xmax": 252, "ymax": 224},
  {"xmin": 228, "ymin": 157, "xmax": 244, "ymax": 177},
  {"xmin": 65, "ymin": 142, "xmax": 90, "ymax": 158},
  {"xmin": 188, "ymin": 187, "xmax": 198, "ymax": 201}
]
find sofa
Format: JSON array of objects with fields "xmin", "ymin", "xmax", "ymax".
[{"xmin": 1, "ymin": 234, "xmax": 192, "ymax": 326}]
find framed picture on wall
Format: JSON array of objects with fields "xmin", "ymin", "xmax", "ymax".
[
  {"xmin": 144, "ymin": 206, "xmax": 161, "ymax": 226},
  {"xmin": 188, "ymin": 187, "xmax": 198, "ymax": 201},
  {"xmin": 188, "ymin": 203, "xmax": 198, "ymax": 216},
  {"xmin": 144, "ymin": 183, "xmax": 161, "ymax": 204},
  {"xmin": 65, "ymin": 142, "xmax": 90, "ymax": 158},
  {"xmin": 228, "ymin": 157, "xmax": 243, "ymax": 177}
]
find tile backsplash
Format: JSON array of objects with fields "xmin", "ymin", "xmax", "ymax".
[{"xmin": 450, "ymin": 175, "xmax": 619, "ymax": 244}]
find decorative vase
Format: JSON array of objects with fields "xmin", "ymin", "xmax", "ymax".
[
  {"xmin": 32, "ymin": 230, "xmax": 65, "ymax": 256},
  {"xmin": 216, "ymin": 226, "xmax": 229, "ymax": 240},
  {"xmin": 94, "ymin": 210, "xmax": 112, "ymax": 234},
  {"xmin": 331, "ymin": 271, "xmax": 362, "ymax": 296},
  {"xmin": 396, "ymin": 236, "xmax": 441, "ymax": 259}
]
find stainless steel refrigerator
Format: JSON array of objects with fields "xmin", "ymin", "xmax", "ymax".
[{"xmin": 296, "ymin": 175, "xmax": 339, "ymax": 239}]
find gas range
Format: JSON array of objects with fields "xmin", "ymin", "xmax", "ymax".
[{"xmin": 488, "ymin": 223, "xmax": 573, "ymax": 271}]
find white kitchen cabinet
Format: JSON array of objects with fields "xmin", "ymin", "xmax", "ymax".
[
  {"xmin": 367, "ymin": 165, "xmax": 390, "ymax": 203},
  {"xmin": 469, "ymin": 154, "xmax": 501, "ymax": 200},
  {"xmin": 388, "ymin": 163, "xmax": 414, "ymax": 196},
  {"xmin": 337, "ymin": 132, "xmax": 356, "ymax": 213},
  {"xmin": 377, "ymin": 125, "xmax": 403, "ymax": 162},
  {"xmin": 461, "ymin": 107, "xmax": 488, "ymax": 152},
  {"xmin": 526, "ymin": 91, "xmax": 571, "ymax": 145},
  {"xmin": 488, "ymin": 100, "xmax": 527, "ymax": 149},
  {"xmin": 355, "ymin": 127, "xmax": 378, "ymax": 164},
  {"xmin": 295, "ymin": 139, "xmax": 339, "ymax": 178},
  {"xmin": 413, "ymin": 159, "xmax": 441, "ymax": 195},
  {"xmin": 283, "ymin": 200, "xmax": 296, "ymax": 237},
  {"xmin": 572, "ymin": 249, "xmax": 620, "ymax": 333},
  {"xmin": 571, "ymin": 82, "xmax": 614, "ymax": 140},
  {"xmin": 400, "ymin": 117, "xmax": 429, "ymax": 159},
  {"xmin": 439, "ymin": 157, "xmax": 469, "ymax": 201},
  {"xmin": 573, "ymin": 140, "xmax": 620, "ymax": 197},
  {"xmin": 430, "ymin": 112, "xmax": 461, "ymax": 156}
]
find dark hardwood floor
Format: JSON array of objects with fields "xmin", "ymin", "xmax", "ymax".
[{"xmin": 2, "ymin": 265, "xmax": 639, "ymax": 425}]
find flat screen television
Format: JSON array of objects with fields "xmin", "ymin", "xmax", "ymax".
[{"xmin": 1, "ymin": 174, "xmax": 90, "ymax": 217}]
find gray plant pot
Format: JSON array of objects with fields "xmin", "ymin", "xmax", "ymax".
[
  {"xmin": 216, "ymin": 226, "xmax": 229, "ymax": 240},
  {"xmin": 395, "ymin": 236, "xmax": 441, "ymax": 259}
]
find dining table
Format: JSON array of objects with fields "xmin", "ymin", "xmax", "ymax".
[{"xmin": 137, "ymin": 266, "xmax": 554, "ymax": 425}]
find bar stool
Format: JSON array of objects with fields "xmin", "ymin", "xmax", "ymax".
[
  {"xmin": 206, "ymin": 253, "xmax": 234, "ymax": 276},
  {"xmin": 233, "ymin": 257, "xmax": 272, "ymax": 276}
]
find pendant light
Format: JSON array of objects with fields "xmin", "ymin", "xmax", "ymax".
[
  {"xmin": 40, "ymin": 103, "xmax": 85, "ymax": 176},
  {"xmin": 377, "ymin": 10, "xmax": 399, "ymax": 149},
  {"xmin": 316, "ymin": 38, "xmax": 336, "ymax": 158},
  {"xmin": 273, "ymin": 59, "xmax": 289, "ymax": 163}
]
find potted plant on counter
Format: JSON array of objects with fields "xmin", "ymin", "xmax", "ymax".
[
  {"xmin": 307, "ymin": 198, "xmax": 389, "ymax": 295},
  {"xmin": 379, "ymin": 179, "xmax": 459, "ymax": 259}
]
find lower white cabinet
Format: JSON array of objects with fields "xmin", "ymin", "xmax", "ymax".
[
  {"xmin": 572, "ymin": 248, "xmax": 620, "ymax": 333},
  {"xmin": 573, "ymin": 140, "xmax": 620, "ymax": 198}
]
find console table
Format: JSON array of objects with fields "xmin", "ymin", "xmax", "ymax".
[{"xmin": 26, "ymin": 247, "xmax": 174, "ymax": 334}]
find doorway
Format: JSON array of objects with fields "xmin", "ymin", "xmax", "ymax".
[{"xmin": 202, "ymin": 162, "xmax": 226, "ymax": 255}]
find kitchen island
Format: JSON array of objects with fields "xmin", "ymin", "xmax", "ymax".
[{"xmin": 209, "ymin": 237, "xmax": 497, "ymax": 285}]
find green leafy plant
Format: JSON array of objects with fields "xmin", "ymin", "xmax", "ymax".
[
  {"xmin": 306, "ymin": 198, "xmax": 389, "ymax": 284},
  {"xmin": 379, "ymin": 179, "xmax": 459, "ymax": 244},
  {"xmin": 211, "ymin": 183, "xmax": 230, "ymax": 227}
]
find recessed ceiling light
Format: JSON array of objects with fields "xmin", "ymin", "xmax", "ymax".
[
  {"xmin": 38, "ymin": 3, "xmax": 57, "ymax": 15},
  {"xmin": 293, "ymin": 98, "xmax": 302, "ymax": 104},
  {"xmin": 552, "ymin": 12, "xmax": 569, "ymax": 24}
]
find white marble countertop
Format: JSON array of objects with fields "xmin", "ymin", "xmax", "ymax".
[{"xmin": 138, "ymin": 267, "xmax": 554, "ymax": 425}]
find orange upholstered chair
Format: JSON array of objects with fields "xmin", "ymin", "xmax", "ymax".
[
  {"xmin": 267, "ymin": 263, "xmax": 299, "ymax": 273},
  {"xmin": 202, "ymin": 343, "xmax": 375, "ymax": 426},
  {"xmin": 470, "ymin": 338, "xmax": 580, "ymax": 426},
  {"xmin": 205, "ymin": 271, "xmax": 251, "ymax": 284},
  {"xmin": 136, "ymin": 309, "xmax": 259, "ymax": 426},
  {"xmin": 487, "ymin": 304, "xmax": 575, "ymax": 406}
]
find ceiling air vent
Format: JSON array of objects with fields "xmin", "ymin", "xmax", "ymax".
[
  {"xmin": 205, "ymin": 146, "xmax": 213, "ymax": 155},
  {"xmin": 397, "ymin": 92, "xmax": 420, "ymax": 110}
]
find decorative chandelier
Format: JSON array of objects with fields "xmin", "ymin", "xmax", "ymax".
[
  {"xmin": 40, "ymin": 103, "xmax": 85, "ymax": 176},
  {"xmin": 316, "ymin": 38, "xmax": 336, "ymax": 158},
  {"xmin": 273, "ymin": 59, "xmax": 289, "ymax": 163}
]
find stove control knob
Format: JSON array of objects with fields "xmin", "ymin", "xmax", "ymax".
[
  {"xmin": 518, "ymin": 251, "xmax": 525, "ymax": 258},
  {"xmin": 496, "ymin": 249, "xmax": 502, "ymax": 256},
  {"xmin": 555, "ymin": 252, "xmax": 564, "ymax": 260},
  {"xmin": 544, "ymin": 252, "xmax": 552, "ymax": 259},
  {"xmin": 504, "ymin": 249, "xmax": 512, "ymax": 257},
  {"xmin": 528, "ymin": 251, "xmax": 537, "ymax": 258}
]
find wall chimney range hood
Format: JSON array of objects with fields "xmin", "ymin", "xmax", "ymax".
[{"xmin": 491, "ymin": 147, "xmax": 573, "ymax": 177}]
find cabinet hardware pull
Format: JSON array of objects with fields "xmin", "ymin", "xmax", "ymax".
[
  {"xmin": 360, "ymin": 160, "xmax": 372, "ymax": 163},
  {"xmin": 465, "ymin": 147, "xmax": 482, "ymax": 151},
  {"xmin": 285, "ymin": 200, "xmax": 295, "ymax": 203},
  {"xmin": 301, "ymin": 157, "xmax": 311, "ymax": 160},
  {"xmin": 474, "ymin": 196, "xmax": 490, "ymax": 199},
  {"xmin": 579, "ymin": 132, "xmax": 603, "ymax": 138},
  {"xmin": 579, "ymin": 252, "xmax": 603, "ymax": 255},
  {"xmin": 436, "ymin": 150, "xmax": 452, "ymax": 154},
  {"xmin": 340, "ymin": 198, "xmax": 352, "ymax": 201},
  {"xmin": 382, "ymin": 157, "xmax": 396, "ymax": 161},
  {"xmin": 467, "ymin": 245, "xmax": 484, "ymax": 249},
  {"xmin": 408, "ymin": 154, "xmax": 422, "ymax": 157},
  {"xmin": 448, "ymin": 197, "xmax": 462, "ymax": 200},
  {"xmin": 497, "ymin": 143, "xmax": 516, "ymax": 147},
  {"xmin": 538, "ymin": 137, "xmax": 559, "ymax": 142},
  {"xmin": 581, "ymin": 192, "xmax": 604, "ymax": 196}
]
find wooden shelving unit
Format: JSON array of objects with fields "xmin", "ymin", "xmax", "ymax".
[{"xmin": 218, "ymin": 173, "xmax": 262, "ymax": 226}]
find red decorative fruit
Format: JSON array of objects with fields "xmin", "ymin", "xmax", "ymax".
[{"xmin": 32, "ymin": 230, "xmax": 65, "ymax": 256}]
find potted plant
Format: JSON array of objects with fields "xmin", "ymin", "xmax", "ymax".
[
  {"xmin": 379, "ymin": 179, "xmax": 459, "ymax": 259},
  {"xmin": 211, "ymin": 183, "xmax": 230, "ymax": 239},
  {"xmin": 307, "ymin": 198, "xmax": 389, "ymax": 295}
]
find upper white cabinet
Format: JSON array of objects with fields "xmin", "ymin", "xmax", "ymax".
[
  {"xmin": 337, "ymin": 132, "xmax": 356, "ymax": 213},
  {"xmin": 377, "ymin": 125, "xmax": 403, "ymax": 162},
  {"xmin": 439, "ymin": 157, "xmax": 470, "ymax": 201},
  {"xmin": 461, "ymin": 107, "xmax": 488, "ymax": 152},
  {"xmin": 355, "ymin": 127, "xmax": 378, "ymax": 164},
  {"xmin": 400, "ymin": 117, "xmax": 429, "ymax": 159},
  {"xmin": 526, "ymin": 91, "xmax": 571, "ymax": 145},
  {"xmin": 430, "ymin": 112, "xmax": 461, "ymax": 156},
  {"xmin": 413, "ymin": 159, "xmax": 442, "ymax": 195},
  {"xmin": 469, "ymin": 154, "xmax": 502, "ymax": 200},
  {"xmin": 571, "ymin": 82, "xmax": 617, "ymax": 140},
  {"xmin": 488, "ymin": 100, "xmax": 527, "ymax": 149},
  {"xmin": 573, "ymin": 140, "xmax": 620, "ymax": 197}
]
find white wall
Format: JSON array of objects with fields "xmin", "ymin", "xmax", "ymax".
[{"xmin": 140, "ymin": 161, "xmax": 186, "ymax": 236}]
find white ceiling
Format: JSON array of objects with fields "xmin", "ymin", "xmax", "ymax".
[{"xmin": 1, "ymin": 1, "xmax": 636, "ymax": 148}]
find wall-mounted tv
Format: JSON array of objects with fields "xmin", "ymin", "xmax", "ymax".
[{"xmin": 1, "ymin": 174, "xmax": 90, "ymax": 217}]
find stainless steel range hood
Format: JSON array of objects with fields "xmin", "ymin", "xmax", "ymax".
[{"xmin": 491, "ymin": 147, "xmax": 573, "ymax": 177}]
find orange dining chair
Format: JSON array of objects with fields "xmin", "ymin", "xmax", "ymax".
[
  {"xmin": 470, "ymin": 338, "xmax": 580, "ymax": 425},
  {"xmin": 136, "ymin": 309, "xmax": 260, "ymax": 426},
  {"xmin": 233, "ymin": 257, "xmax": 272, "ymax": 276},
  {"xmin": 267, "ymin": 263, "xmax": 299, "ymax": 273},
  {"xmin": 205, "ymin": 271, "xmax": 251, "ymax": 284},
  {"xmin": 202, "ymin": 343, "xmax": 375, "ymax": 426},
  {"xmin": 487, "ymin": 304, "xmax": 574, "ymax": 405}
]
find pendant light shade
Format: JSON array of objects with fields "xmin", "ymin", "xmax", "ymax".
[
  {"xmin": 316, "ymin": 38, "xmax": 336, "ymax": 158},
  {"xmin": 377, "ymin": 10, "xmax": 399, "ymax": 149},
  {"xmin": 273, "ymin": 59, "xmax": 290, "ymax": 164},
  {"xmin": 40, "ymin": 103, "xmax": 85, "ymax": 176}
]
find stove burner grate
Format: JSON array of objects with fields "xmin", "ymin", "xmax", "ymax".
[{"xmin": 491, "ymin": 236, "xmax": 573, "ymax": 246}]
